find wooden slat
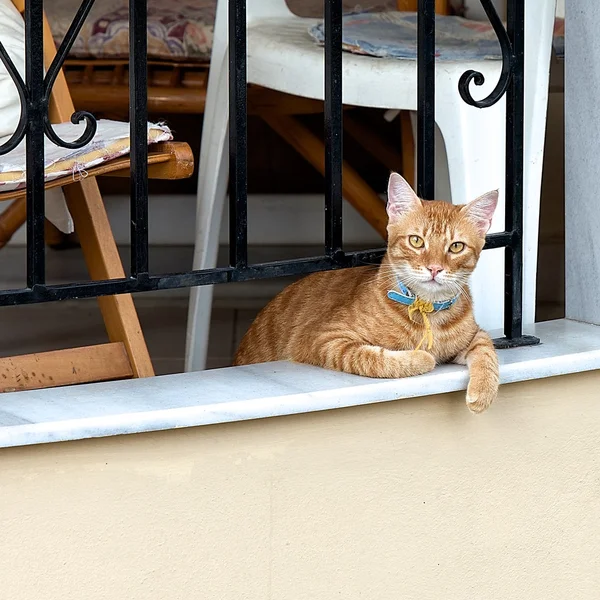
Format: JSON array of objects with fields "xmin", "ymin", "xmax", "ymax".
[
  {"xmin": 69, "ymin": 84, "xmax": 207, "ymax": 116},
  {"xmin": 65, "ymin": 58, "xmax": 210, "ymax": 70},
  {"xmin": 63, "ymin": 178, "xmax": 155, "ymax": 378},
  {"xmin": 0, "ymin": 342, "xmax": 133, "ymax": 392}
]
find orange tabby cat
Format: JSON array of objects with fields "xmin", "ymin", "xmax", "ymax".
[{"xmin": 235, "ymin": 172, "xmax": 499, "ymax": 413}]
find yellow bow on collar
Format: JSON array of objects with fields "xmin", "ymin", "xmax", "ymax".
[{"xmin": 407, "ymin": 298, "xmax": 434, "ymax": 351}]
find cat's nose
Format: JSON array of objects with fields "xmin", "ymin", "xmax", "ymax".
[{"xmin": 427, "ymin": 265, "xmax": 443, "ymax": 278}]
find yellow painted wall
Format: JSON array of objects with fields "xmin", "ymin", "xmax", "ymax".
[{"xmin": 1, "ymin": 371, "xmax": 599, "ymax": 599}]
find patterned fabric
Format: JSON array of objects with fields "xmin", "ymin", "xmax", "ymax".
[
  {"xmin": 0, "ymin": 120, "xmax": 172, "ymax": 192},
  {"xmin": 45, "ymin": 0, "xmax": 217, "ymax": 62},
  {"xmin": 309, "ymin": 12, "xmax": 565, "ymax": 61},
  {"xmin": 46, "ymin": 1, "xmax": 564, "ymax": 63},
  {"xmin": 46, "ymin": 0, "xmax": 396, "ymax": 62}
]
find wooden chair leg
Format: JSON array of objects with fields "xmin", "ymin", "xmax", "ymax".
[
  {"xmin": 0, "ymin": 197, "xmax": 26, "ymax": 249},
  {"xmin": 63, "ymin": 177, "xmax": 154, "ymax": 378},
  {"xmin": 261, "ymin": 114, "xmax": 388, "ymax": 239}
]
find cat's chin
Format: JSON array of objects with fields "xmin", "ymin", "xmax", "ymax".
[{"xmin": 412, "ymin": 280, "xmax": 457, "ymax": 303}]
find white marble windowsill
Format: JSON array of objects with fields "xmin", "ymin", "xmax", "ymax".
[{"xmin": 0, "ymin": 318, "xmax": 599, "ymax": 450}]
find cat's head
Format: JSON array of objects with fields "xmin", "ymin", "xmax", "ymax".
[{"xmin": 385, "ymin": 172, "xmax": 498, "ymax": 302}]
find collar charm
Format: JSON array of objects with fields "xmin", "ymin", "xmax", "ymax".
[{"xmin": 387, "ymin": 280, "xmax": 458, "ymax": 351}]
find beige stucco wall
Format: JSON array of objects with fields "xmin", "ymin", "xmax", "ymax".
[{"xmin": 1, "ymin": 370, "xmax": 599, "ymax": 599}]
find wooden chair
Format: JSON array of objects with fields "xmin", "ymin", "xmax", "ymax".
[{"xmin": 0, "ymin": 0, "xmax": 194, "ymax": 392}]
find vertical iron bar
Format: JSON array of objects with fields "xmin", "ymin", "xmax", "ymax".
[
  {"xmin": 504, "ymin": 0, "xmax": 525, "ymax": 339},
  {"xmin": 25, "ymin": 0, "xmax": 46, "ymax": 287},
  {"xmin": 129, "ymin": 0, "xmax": 149, "ymax": 276},
  {"xmin": 229, "ymin": 0, "xmax": 248, "ymax": 269},
  {"xmin": 416, "ymin": 0, "xmax": 436, "ymax": 200},
  {"xmin": 324, "ymin": 0, "xmax": 343, "ymax": 258}
]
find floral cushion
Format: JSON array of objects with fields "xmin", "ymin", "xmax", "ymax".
[
  {"xmin": 45, "ymin": 0, "xmax": 217, "ymax": 62},
  {"xmin": 309, "ymin": 11, "xmax": 565, "ymax": 61},
  {"xmin": 45, "ymin": 0, "xmax": 396, "ymax": 63}
]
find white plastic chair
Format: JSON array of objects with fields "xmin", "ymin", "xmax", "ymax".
[{"xmin": 185, "ymin": 0, "xmax": 557, "ymax": 371}]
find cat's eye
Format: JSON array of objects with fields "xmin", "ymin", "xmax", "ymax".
[
  {"xmin": 449, "ymin": 241, "xmax": 465, "ymax": 254},
  {"xmin": 409, "ymin": 235, "xmax": 424, "ymax": 249}
]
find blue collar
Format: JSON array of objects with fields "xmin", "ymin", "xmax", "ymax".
[{"xmin": 387, "ymin": 280, "xmax": 458, "ymax": 312}]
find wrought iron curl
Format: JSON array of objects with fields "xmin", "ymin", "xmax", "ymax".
[
  {"xmin": 0, "ymin": 42, "xmax": 28, "ymax": 155},
  {"xmin": 458, "ymin": 0, "xmax": 513, "ymax": 108},
  {"xmin": 43, "ymin": 0, "xmax": 97, "ymax": 149},
  {"xmin": 43, "ymin": 108, "xmax": 97, "ymax": 149}
]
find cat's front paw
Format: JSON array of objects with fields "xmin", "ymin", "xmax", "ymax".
[
  {"xmin": 406, "ymin": 350, "xmax": 436, "ymax": 377},
  {"xmin": 466, "ymin": 375, "xmax": 498, "ymax": 414}
]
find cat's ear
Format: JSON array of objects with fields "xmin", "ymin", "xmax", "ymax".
[
  {"xmin": 386, "ymin": 172, "xmax": 421, "ymax": 222},
  {"xmin": 462, "ymin": 189, "xmax": 499, "ymax": 236}
]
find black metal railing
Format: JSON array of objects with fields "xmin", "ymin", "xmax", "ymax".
[{"xmin": 0, "ymin": 0, "xmax": 537, "ymax": 349}]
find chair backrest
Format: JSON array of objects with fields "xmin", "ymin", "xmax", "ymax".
[{"xmin": 11, "ymin": 0, "xmax": 75, "ymax": 124}]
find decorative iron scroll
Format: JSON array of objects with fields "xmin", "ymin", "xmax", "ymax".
[
  {"xmin": 0, "ymin": 0, "xmax": 97, "ymax": 154},
  {"xmin": 0, "ymin": 42, "xmax": 28, "ymax": 153},
  {"xmin": 458, "ymin": 0, "xmax": 513, "ymax": 108},
  {"xmin": 43, "ymin": 0, "xmax": 97, "ymax": 148}
]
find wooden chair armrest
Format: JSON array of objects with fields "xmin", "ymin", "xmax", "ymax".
[{"xmin": 106, "ymin": 142, "xmax": 195, "ymax": 180}]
